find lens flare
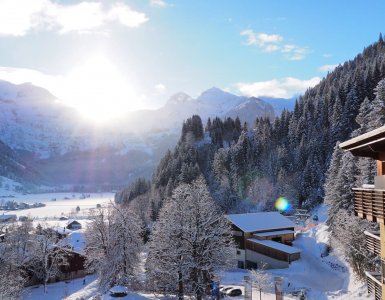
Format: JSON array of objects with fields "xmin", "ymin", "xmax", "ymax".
[{"xmin": 275, "ymin": 197, "xmax": 291, "ymax": 212}]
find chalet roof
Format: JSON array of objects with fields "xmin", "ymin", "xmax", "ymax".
[
  {"xmin": 339, "ymin": 126, "xmax": 385, "ymax": 159},
  {"xmin": 226, "ymin": 212, "xmax": 295, "ymax": 233},
  {"xmin": 247, "ymin": 238, "xmax": 301, "ymax": 254},
  {"xmin": 67, "ymin": 220, "xmax": 81, "ymax": 225}
]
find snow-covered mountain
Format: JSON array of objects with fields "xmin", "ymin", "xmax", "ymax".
[
  {"xmin": 0, "ymin": 138, "xmax": 40, "ymax": 184},
  {"xmin": 225, "ymin": 97, "xmax": 275, "ymax": 126},
  {"xmin": 260, "ymin": 96, "xmax": 297, "ymax": 114},
  {"xmin": 0, "ymin": 80, "xmax": 280, "ymax": 188},
  {"xmin": 120, "ymin": 87, "xmax": 275, "ymax": 133}
]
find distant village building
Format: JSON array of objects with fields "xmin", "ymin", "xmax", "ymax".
[
  {"xmin": 18, "ymin": 202, "xmax": 30, "ymax": 209},
  {"xmin": 0, "ymin": 214, "xmax": 17, "ymax": 223},
  {"xmin": 340, "ymin": 126, "xmax": 385, "ymax": 300},
  {"xmin": 227, "ymin": 212, "xmax": 301, "ymax": 269},
  {"xmin": 18, "ymin": 216, "xmax": 29, "ymax": 222},
  {"xmin": 59, "ymin": 216, "xmax": 69, "ymax": 221},
  {"xmin": 66, "ymin": 220, "xmax": 82, "ymax": 230}
]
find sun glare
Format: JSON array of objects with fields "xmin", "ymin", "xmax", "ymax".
[{"xmin": 61, "ymin": 55, "xmax": 139, "ymax": 123}]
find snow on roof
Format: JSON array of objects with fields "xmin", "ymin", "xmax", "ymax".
[
  {"xmin": 364, "ymin": 230, "xmax": 381, "ymax": 241},
  {"xmin": 226, "ymin": 212, "xmax": 295, "ymax": 232},
  {"xmin": 52, "ymin": 226, "xmax": 69, "ymax": 235},
  {"xmin": 253, "ymin": 230, "xmax": 294, "ymax": 238},
  {"xmin": 68, "ymin": 220, "xmax": 81, "ymax": 225},
  {"xmin": 58, "ymin": 230, "xmax": 86, "ymax": 254},
  {"xmin": 247, "ymin": 239, "xmax": 301, "ymax": 254},
  {"xmin": 109, "ymin": 285, "xmax": 129, "ymax": 294}
]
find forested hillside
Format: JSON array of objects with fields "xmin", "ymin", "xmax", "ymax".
[{"xmin": 116, "ymin": 38, "xmax": 385, "ymax": 277}]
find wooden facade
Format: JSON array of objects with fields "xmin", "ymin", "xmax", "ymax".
[
  {"xmin": 245, "ymin": 239, "xmax": 300, "ymax": 263},
  {"xmin": 353, "ymin": 188, "xmax": 385, "ymax": 222},
  {"xmin": 365, "ymin": 231, "xmax": 381, "ymax": 256},
  {"xmin": 340, "ymin": 126, "xmax": 385, "ymax": 300},
  {"xmin": 366, "ymin": 272, "xmax": 382, "ymax": 300}
]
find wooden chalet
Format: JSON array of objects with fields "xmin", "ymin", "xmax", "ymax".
[
  {"xmin": 340, "ymin": 126, "xmax": 385, "ymax": 300},
  {"xmin": 227, "ymin": 212, "xmax": 301, "ymax": 269},
  {"xmin": 66, "ymin": 220, "xmax": 82, "ymax": 230}
]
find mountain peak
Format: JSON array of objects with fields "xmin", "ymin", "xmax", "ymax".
[{"xmin": 167, "ymin": 92, "xmax": 193, "ymax": 105}]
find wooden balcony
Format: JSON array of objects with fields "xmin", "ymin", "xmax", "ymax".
[
  {"xmin": 353, "ymin": 188, "xmax": 385, "ymax": 223},
  {"xmin": 364, "ymin": 231, "xmax": 381, "ymax": 256},
  {"xmin": 366, "ymin": 271, "xmax": 382, "ymax": 300}
]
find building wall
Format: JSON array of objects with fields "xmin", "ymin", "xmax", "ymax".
[
  {"xmin": 256, "ymin": 233, "xmax": 294, "ymax": 245},
  {"xmin": 245, "ymin": 249, "xmax": 289, "ymax": 269},
  {"xmin": 235, "ymin": 248, "xmax": 246, "ymax": 268}
]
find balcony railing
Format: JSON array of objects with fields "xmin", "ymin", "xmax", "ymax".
[
  {"xmin": 366, "ymin": 271, "xmax": 382, "ymax": 300},
  {"xmin": 364, "ymin": 231, "xmax": 381, "ymax": 256},
  {"xmin": 353, "ymin": 188, "xmax": 385, "ymax": 222}
]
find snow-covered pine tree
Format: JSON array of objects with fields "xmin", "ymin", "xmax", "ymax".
[
  {"xmin": 324, "ymin": 144, "xmax": 343, "ymax": 207},
  {"xmin": 367, "ymin": 78, "xmax": 385, "ymax": 129},
  {"xmin": 146, "ymin": 178, "xmax": 235, "ymax": 300}
]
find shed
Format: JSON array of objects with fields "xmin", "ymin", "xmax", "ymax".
[{"xmin": 66, "ymin": 220, "xmax": 82, "ymax": 230}]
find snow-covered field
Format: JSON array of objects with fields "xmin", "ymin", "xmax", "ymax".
[{"xmin": 0, "ymin": 192, "xmax": 114, "ymax": 219}]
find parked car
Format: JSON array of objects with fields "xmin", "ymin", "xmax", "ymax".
[
  {"xmin": 220, "ymin": 286, "xmax": 234, "ymax": 296},
  {"xmin": 225, "ymin": 288, "xmax": 242, "ymax": 297},
  {"xmin": 102, "ymin": 286, "xmax": 129, "ymax": 299}
]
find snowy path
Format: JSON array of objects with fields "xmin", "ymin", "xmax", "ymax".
[{"xmin": 268, "ymin": 204, "xmax": 369, "ymax": 299}]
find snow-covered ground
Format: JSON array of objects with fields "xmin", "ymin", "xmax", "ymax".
[
  {"xmin": 21, "ymin": 204, "xmax": 370, "ymax": 300},
  {"xmin": 0, "ymin": 192, "xmax": 114, "ymax": 219}
]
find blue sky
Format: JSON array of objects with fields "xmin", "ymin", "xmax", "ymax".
[{"xmin": 0, "ymin": 0, "xmax": 384, "ymax": 117}]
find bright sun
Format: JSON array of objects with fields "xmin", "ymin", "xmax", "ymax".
[{"xmin": 61, "ymin": 55, "xmax": 139, "ymax": 123}]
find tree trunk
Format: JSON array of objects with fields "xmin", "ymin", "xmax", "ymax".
[{"xmin": 178, "ymin": 270, "xmax": 184, "ymax": 300}]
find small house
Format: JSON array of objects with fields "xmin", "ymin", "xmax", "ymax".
[
  {"xmin": 0, "ymin": 214, "xmax": 17, "ymax": 223},
  {"xmin": 59, "ymin": 216, "xmax": 69, "ymax": 221},
  {"xmin": 18, "ymin": 202, "xmax": 30, "ymax": 209},
  {"xmin": 66, "ymin": 220, "xmax": 82, "ymax": 230},
  {"xmin": 227, "ymin": 212, "xmax": 301, "ymax": 269},
  {"xmin": 19, "ymin": 216, "xmax": 29, "ymax": 222}
]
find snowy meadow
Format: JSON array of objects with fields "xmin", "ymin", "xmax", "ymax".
[{"xmin": 0, "ymin": 192, "xmax": 114, "ymax": 219}]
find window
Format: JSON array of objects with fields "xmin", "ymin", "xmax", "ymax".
[
  {"xmin": 237, "ymin": 261, "xmax": 245, "ymax": 269},
  {"xmin": 236, "ymin": 250, "xmax": 241, "ymax": 255}
]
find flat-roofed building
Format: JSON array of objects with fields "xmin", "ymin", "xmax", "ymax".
[{"xmin": 227, "ymin": 212, "xmax": 301, "ymax": 269}]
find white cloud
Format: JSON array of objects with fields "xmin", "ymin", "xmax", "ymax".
[
  {"xmin": 319, "ymin": 64, "xmax": 338, "ymax": 72},
  {"xmin": 264, "ymin": 44, "xmax": 280, "ymax": 52},
  {"xmin": 150, "ymin": 0, "xmax": 167, "ymax": 7},
  {"xmin": 236, "ymin": 77, "xmax": 321, "ymax": 98},
  {"xmin": 240, "ymin": 30, "xmax": 283, "ymax": 50},
  {"xmin": 108, "ymin": 3, "xmax": 148, "ymax": 28},
  {"xmin": 240, "ymin": 29, "xmax": 309, "ymax": 60},
  {"xmin": 0, "ymin": 0, "xmax": 148, "ymax": 36},
  {"xmin": 155, "ymin": 83, "xmax": 166, "ymax": 93}
]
